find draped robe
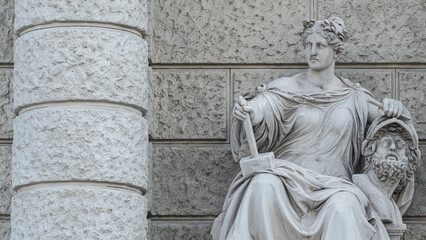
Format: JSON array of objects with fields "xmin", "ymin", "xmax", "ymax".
[{"xmin": 211, "ymin": 78, "xmax": 392, "ymax": 240}]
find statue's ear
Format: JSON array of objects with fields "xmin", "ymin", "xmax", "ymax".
[{"xmin": 362, "ymin": 139, "xmax": 376, "ymax": 156}]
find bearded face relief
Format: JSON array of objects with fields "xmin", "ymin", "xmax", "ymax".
[{"xmin": 371, "ymin": 132, "xmax": 409, "ymax": 184}]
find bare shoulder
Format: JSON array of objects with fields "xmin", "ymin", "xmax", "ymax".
[{"xmin": 267, "ymin": 72, "xmax": 305, "ymax": 92}]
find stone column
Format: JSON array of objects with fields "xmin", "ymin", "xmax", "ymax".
[{"xmin": 11, "ymin": 1, "xmax": 149, "ymax": 239}]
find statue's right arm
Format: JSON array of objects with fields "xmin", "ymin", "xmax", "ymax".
[{"xmin": 233, "ymin": 95, "xmax": 265, "ymax": 126}]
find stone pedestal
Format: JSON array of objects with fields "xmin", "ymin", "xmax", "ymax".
[
  {"xmin": 385, "ymin": 223, "xmax": 407, "ymax": 240},
  {"xmin": 11, "ymin": 1, "xmax": 150, "ymax": 239}
]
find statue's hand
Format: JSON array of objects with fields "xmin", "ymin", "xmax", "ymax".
[
  {"xmin": 381, "ymin": 98, "xmax": 407, "ymax": 118},
  {"xmin": 233, "ymin": 96, "xmax": 255, "ymax": 122}
]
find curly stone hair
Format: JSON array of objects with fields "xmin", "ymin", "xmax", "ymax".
[{"xmin": 300, "ymin": 17, "xmax": 350, "ymax": 54}]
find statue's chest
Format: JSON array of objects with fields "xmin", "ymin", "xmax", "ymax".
[{"xmin": 293, "ymin": 100, "xmax": 354, "ymax": 132}]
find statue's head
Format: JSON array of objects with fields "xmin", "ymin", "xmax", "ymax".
[
  {"xmin": 300, "ymin": 17, "xmax": 349, "ymax": 71},
  {"xmin": 362, "ymin": 117, "xmax": 421, "ymax": 193}
]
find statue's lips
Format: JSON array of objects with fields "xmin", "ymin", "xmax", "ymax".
[{"xmin": 385, "ymin": 153, "xmax": 398, "ymax": 161}]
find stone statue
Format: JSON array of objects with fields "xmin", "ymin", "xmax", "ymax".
[
  {"xmin": 211, "ymin": 17, "xmax": 419, "ymax": 240},
  {"xmin": 353, "ymin": 117, "xmax": 420, "ymax": 238}
]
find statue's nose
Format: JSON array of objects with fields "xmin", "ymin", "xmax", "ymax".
[{"xmin": 389, "ymin": 141, "xmax": 396, "ymax": 151}]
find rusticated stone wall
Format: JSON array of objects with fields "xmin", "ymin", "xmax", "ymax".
[
  {"xmin": 0, "ymin": 0, "xmax": 425, "ymax": 239},
  {"xmin": 148, "ymin": 0, "xmax": 425, "ymax": 239}
]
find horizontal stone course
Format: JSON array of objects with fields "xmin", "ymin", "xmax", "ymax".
[
  {"xmin": 152, "ymin": 70, "xmax": 228, "ymax": 140},
  {"xmin": 13, "ymin": 107, "xmax": 148, "ymax": 189},
  {"xmin": 151, "ymin": 221, "xmax": 212, "ymax": 240},
  {"xmin": 405, "ymin": 145, "xmax": 426, "ymax": 216},
  {"xmin": 14, "ymin": 28, "xmax": 148, "ymax": 112},
  {"xmin": 0, "ymin": 0, "xmax": 14, "ymax": 63},
  {"xmin": 0, "ymin": 145, "xmax": 12, "ymax": 215},
  {"xmin": 152, "ymin": 0, "xmax": 308, "ymax": 63},
  {"xmin": 152, "ymin": 145, "xmax": 239, "ymax": 215},
  {"xmin": 0, "ymin": 69, "xmax": 14, "ymax": 138},
  {"xmin": 0, "ymin": 220, "xmax": 10, "ymax": 240},
  {"xmin": 11, "ymin": 188, "xmax": 147, "ymax": 240},
  {"xmin": 15, "ymin": 0, "xmax": 148, "ymax": 33},
  {"xmin": 318, "ymin": 0, "xmax": 425, "ymax": 63},
  {"xmin": 233, "ymin": 69, "xmax": 392, "ymax": 102},
  {"xmin": 398, "ymin": 70, "xmax": 426, "ymax": 139}
]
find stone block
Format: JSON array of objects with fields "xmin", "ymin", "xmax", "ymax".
[
  {"xmin": 0, "ymin": 0, "xmax": 14, "ymax": 63},
  {"xmin": 318, "ymin": 0, "xmax": 425, "ymax": 63},
  {"xmin": 0, "ymin": 69, "xmax": 14, "ymax": 138},
  {"xmin": 233, "ymin": 69, "xmax": 305, "ymax": 100},
  {"xmin": 14, "ymin": 28, "xmax": 149, "ymax": 112},
  {"xmin": 152, "ymin": 70, "xmax": 228, "ymax": 140},
  {"xmin": 151, "ymin": 221, "xmax": 212, "ymax": 240},
  {"xmin": 0, "ymin": 145, "xmax": 12, "ymax": 215},
  {"xmin": 405, "ymin": 222, "xmax": 426, "ymax": 240},
  {"xmin": 398, "ymin": 70, "xmax": 426, "ymax": 139},
  {"xmin": 151, "ymin": 0, "xmax": 309, "ymax": 63},
  {"xmin": 335, "ymin": 69, "xmax": 393, "ymax": 101},
  {"xmin": 0, "ymin": 220, "xmax": 10, "ymax": 240},
  {"xmin": 152, "ymin": 145, "xmax": 239, "ymax": 215},
  {"xmin": 11, "ymin": 188, "xmax": 147, "ymax": 239},
  {"xmin": 15, "ymin": 0, "xmax": 148, "ymax": 34},
  {"xmin": 405, "ymin": 145, "xmax": 426, "ymax": 216},
  {"xmin": 13, "ymin": 107, "xmax": 149, "ymax": 190}
]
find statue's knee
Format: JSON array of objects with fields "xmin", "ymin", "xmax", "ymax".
[
  {"xmin": 328, "ymin": 192, "xmax": 361, "ymax": 215},
  {"xmin": 250, "ymin": 173, "xmax": 281, "ymax": 194}
]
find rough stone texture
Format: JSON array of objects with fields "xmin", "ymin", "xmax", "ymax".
[
  {"xmin": 398, "ymin": 70, "xmax": 426, "ymax": 140},
  {"xmin": 405, "ymin": 145, "xmax": 426, "ymax": 216},
  {"xmin": 14, "ymin": 28, "xmax": 148, "ymax": 112},
  {"xmin": 233, "ymin": 69, "xmax": 304, "ymax": 100},
  {"xmin": 0, "ymin": 69, "xmax": 14, "ymax": 138},
  {"xmin": 152, "ymin": 145, "xmax": 239, "ymax": 215},
  {"xmin": 335, "ymin": 69, "xmax": 393, "ymax": 100},
  {"xmin": 0, "ymin": 0, "xmax": 14, "ymax": 63},
  {"xmin": 152, "ymin": 70, "xmax": 228, "ymax": 140},
  {"xmin": 405, "ymin": 222, "xmax": 426, "ymax": 240},
  {"xmin": 0, "ymin": 145, "xmax": 12, "ymax": 215},
  {"xmin": 11, "ymin": 188, "xmax": 147, "ymax": 240},
  {"xmin": 318, "ymin": 0, "xmax": 426, "ymax": 63},
  {"xmin": 13, "ymin": 108, "xmax": 148, "ymax": 189},
  {"xmin": 151, "ymin": 222, "xmax": 212, "ymax": 240},
  {"xmin": 15, "ymin": 0, "xmax": 148, "ymax": 34},
  {"xmin": 151, "ymin": 0, "xmax": 308, "ymax": 64},
  {"xmin": 0, "ymin": 220, "xmax": 10, "ymax": 240}
]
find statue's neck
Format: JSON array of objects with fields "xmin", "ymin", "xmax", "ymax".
[{"xmin": 307, "ymin": 63, "xmax": 337, "ymax": 89}]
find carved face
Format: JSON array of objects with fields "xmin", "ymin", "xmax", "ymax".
[
  {"xmin": 376, "ymin": 132, "xmax": 407, "ymax": 162},
  {"xmin": 371, "ymin": 132, "xmax": 409, "ymax": 183},
  {"xmin": 305, "ymin": 33, "xmax": 336, "ymax": 71}
]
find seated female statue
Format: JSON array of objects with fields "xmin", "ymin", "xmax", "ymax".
[{"xmin": 211, "ymin": 17, "xmax": 413, "ymax": 240}]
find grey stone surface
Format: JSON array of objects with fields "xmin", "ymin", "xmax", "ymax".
[
  {"xmin": 151, "ymin": 0, "xmax": 308, "ymax": 64},
  {"xmin": 0, "ymin": 69, "xmax": 14, "ymax": 138},
  {"xmin": 11, "ymin": 188, "xmax": 147, "ymax": 240},
  {"xmin": 15, "ymin": 0, "xmax": 148, "ymax": 33},
  {"xmin": 405, "ymin": 145, "xmax": 426, "ymax": 216},
  {"xmin": 318, "ymin": 0, "xmax": 426, "ymax": 63},
  {"xmin": 398, "ymin": 70, "xmax": 426, "ymax": 140},
  {"xmin": 0, "ymin": 0, "xmax": 14, "ymax": 63},
  {"xmin": 233, "ymin": 69, "xmax": 392, "ymax": 102},
  {"xmin": 405, "ymin": 222, "xmax": 426, "ymax": 240},
  {"xmin": 14, "ymin": 28, "xmax": 148, "ymax": 112},
  {"xmin": 335, "ymin": 69, "xmax": 393, "ymax": 101},
  {"xmin": 152, "ymin": 145, "xmax": 239, "ymax": 215},
  {"xmin": 0, "ymin": 220, "xmax": 10, "ymax": 240},
  {"xmin": 151, "ymin": 222, "xmax": 212, "ymax": 240},
  {"xmin": 0, "ymin": 145, "xmax": 12, "ymax": 215},
  {"xmin": 152, "ymin": 70, "xmax": 228, "ymax": 140},
  {"xmin": 233, "ymin": 69, "xmax": 304, "ymax": 100},
  {"xmin": 13, "ymin": 108, "xmax": 148, "ymax": 190}
]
